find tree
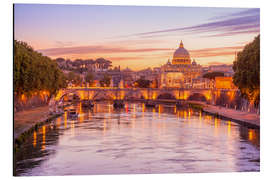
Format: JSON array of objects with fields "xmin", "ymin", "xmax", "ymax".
[
  {"xmin": 66, "ymin": 71, "xmax": 82, "ymax": 86},
  {"xmin": 85, "ymin": 72, "xmax": 95, "ymax": 86},
  {"xmin": 14, "ymin": 40, "xmax": 67, "ymax": 99},
  {"xmin": 233, "ymin": 35, "xmax": 260, "ymax": 106},
  {"xmin": 99, "ymin": 74, "xmax": 111, "ymax": 87},
  {"xmin": 134, "ymin": 78, "xmax": 152, "ymax": 88},
  {"xmin": 203, "ymin": 71, "xmax": 224, "ymax": 80}
]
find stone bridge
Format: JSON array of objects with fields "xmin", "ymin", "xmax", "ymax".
[{"xmin": 54, "ymin": 87, "xmax": 238, "ymax": 104}]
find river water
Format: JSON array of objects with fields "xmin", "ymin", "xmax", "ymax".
[{"xmin": 15, "ymin": 102, "xmax": 260, "ymax": 176}]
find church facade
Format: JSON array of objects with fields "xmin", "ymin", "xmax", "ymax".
[{"xmin": 160, "ymin": 41, "xmax": 202, "ymax": 88}]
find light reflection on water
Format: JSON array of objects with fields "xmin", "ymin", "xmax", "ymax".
[{"xmin": 15, "ymin": 102, "xmax": 260, "ymax": 176}]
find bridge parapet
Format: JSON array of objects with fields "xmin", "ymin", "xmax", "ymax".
[{"xmin": 55, "ymin": 87, "xmax": 238, "ymax": 103}]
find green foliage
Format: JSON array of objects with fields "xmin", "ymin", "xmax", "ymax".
[
  {"xmin": 203, "ymin": 71, "xmax": 224, "ymax": 80},
  {"xmin": 134, "ymin": 78, "xmax": 152, "ymax": 88},
  {"xmin": 66, "ymin": 71, "xmax": 82, "ymax": 86},
  {"xmin": 85, "ymin": 72, "xmax": 95, "ymax": 86},
  {"xmin": 233, "ymin": 35, "xmax": 260, "ymax": 104},
  {"xmin": 14, "ymin": 40, "xmax": 67, "ymax": 97},
  {"xmin": 99, "ymin": 74, "xmax": 111, "ymax": 87}
]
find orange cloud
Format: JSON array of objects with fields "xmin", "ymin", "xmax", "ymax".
[
  {"xmin": 38, "ymin": 45, "xmax": 172, "ymax": 57},
  {"xmin": 189, "ymin": 46, "xmax": 244, "ymax": 58}
]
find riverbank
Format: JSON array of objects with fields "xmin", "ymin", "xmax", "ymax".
[
  {"xmin": 14, "ymin": 105, "xmax": 64, "ymax": 145},
  {"xmin": 14, "ymin": 106, "xmax": 50, "ymax": 139},
  {"xmin": 188, "ymin": 101, "xmax": 260, "ymax": 128}
]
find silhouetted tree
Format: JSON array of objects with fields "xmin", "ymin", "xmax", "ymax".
[
  {"xmin": 99, "ymin": 74, "xmax": 111, "ymax": 87},
  {"xmin": 85, "ymin": 72, "xmax": 95, "ymax": 86},
  {"xmin": 233, "ymin": 35, "xmax": 260, "ymax": 106},
  {"xmin": 134, "ymin": 78, "xmax": 152, "ymax": 88}
]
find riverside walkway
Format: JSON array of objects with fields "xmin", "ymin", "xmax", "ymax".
[
  {"xmin": 189, "ymin": 101, "xmax": 260, "ymax": 128},
  {"xmin": 14, "ymin": 106, "xmax": 50, "ymax": 139}
]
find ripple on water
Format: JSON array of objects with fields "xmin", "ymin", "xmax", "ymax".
[{"xmin": 15, "ymin": 102, "xmax": 260, "ymax": 175}]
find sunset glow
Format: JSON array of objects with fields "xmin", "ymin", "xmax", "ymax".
[{"xmin": 14, "ymin": 4, "xmax": 259, "ymax": 70}]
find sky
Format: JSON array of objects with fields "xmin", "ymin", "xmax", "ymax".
[{"xmin": 14, "ymin": 4, "xmax": 260, "ymax": 70}]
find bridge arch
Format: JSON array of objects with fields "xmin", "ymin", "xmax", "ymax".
[
  {"xmin": 187, "ymin": 93, "xmax": 207, "ymax": 101},
  {"xmin": 57, "ymin": 89, "xmax": 81, "ymax": 103}
]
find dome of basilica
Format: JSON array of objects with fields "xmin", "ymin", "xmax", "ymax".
[{"xmin": 172, "ymin": 41, "xmax": 191, "ymax": 65}]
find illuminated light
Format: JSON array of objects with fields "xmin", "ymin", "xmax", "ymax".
[
  {"xmin": 56, "ymin": 117, "xmax": 61, "ymax": 128},
  {"xmin": 79, "ymin": 103, "xmax": 83, "ymax": 123},
  {"xmin": 142, "ymin": 103, "xmax": 145, "ymax": 113},
  {"xmin": 20, "ymin": 94, "xmax": 27, "ymax": 103},
  {"xmin": 33, "ymin": 131, "xmax": 37, "ymax": 147},
  {"xmin": 184, "ymin": 111, "xmax": 187, "ymax": 119},
  {"xmin": 248, "ymin": 129, "xmax": 254, "ymax": 141},
  {"xmin": 64, "ymin": 111, "xmax": 67, "ymax": 128},
  {"xmin": 126, "ymin": 104, "xmax": 129, "ymax": 113},
  {"xmin": 227, "ymin": 91, "xmax": 235, "ymax": 101},
  {"xmin": 120, "ymin": 91, "xmax": 125, "ymax": 100},
  {"xmin": 42, "ymin": 125, "xmax": 46, "ymax": 150},
  {"xmin": 174, "ymin": 106, "xmax": 176, "ymax": 114},
  {"xmin": 227, "ymin": 121, "xmax": 231, "ymax": 136},
  {"xmin": 214, "ymin": 117, "xmax": 218, "ymax": 128},
  {"xmin": 152, "ymin": 92, "xmax": 157, "ymax": 100}
]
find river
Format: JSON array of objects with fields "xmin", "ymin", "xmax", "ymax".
[{"xmin": 15, "ymin": 102, "xmax": 260, "ymax": 176}]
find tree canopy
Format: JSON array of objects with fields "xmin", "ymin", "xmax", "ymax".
[
  {"xmin": 85, "ymin": 72, "xmax": 95, "ymax": 86},
  {"xmin": 66, "ymin": 71, "xmax": 82, "ymax": 86},
  {"xmin": 14, "ymin": 40, "xmax": 67, "ymax": 97},
  {"xmin": 233, "ymin": 35, "xmax": 260, "ymax": 105},
  {"xmin": 134, "ymin": 78, "xmax": 152, "ymax": 88},
  {"xmin": 99, "ymin": 74, "xmax": 111, "ymax": 87}
]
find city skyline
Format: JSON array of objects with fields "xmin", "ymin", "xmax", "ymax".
[{"xmin": 14, "ymin": 4, "xmax": 260, "ymax": 70}]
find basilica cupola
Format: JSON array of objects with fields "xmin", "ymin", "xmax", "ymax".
[{"xmin": 172, "ymin": 40, "xmax": 191, "ymax": 65}]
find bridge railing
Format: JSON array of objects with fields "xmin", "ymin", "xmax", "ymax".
[{"xmin": 66, "ymin": 87, "xmax": 216, "ymax": 91}]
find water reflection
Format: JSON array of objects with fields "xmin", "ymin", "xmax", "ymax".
[{"xmin": 15, "ymin": 102, "xmax": 260, "ymax": 176}]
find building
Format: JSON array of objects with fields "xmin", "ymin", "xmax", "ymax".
[
  {"xmin": 192, "ymin": 77, "xmax": 213, "ymax": 89},
  {"xmin": 207, "ymin": 64, "xmax": 234, "ymax": 77},
  {"xmin": 215, "ymin": 77, "xmax": 236, "ymax": 89},
  {"xmin": 160, "ymin": 41, "xmax": 202, "ymax": 88}
]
